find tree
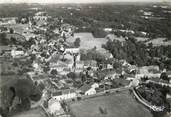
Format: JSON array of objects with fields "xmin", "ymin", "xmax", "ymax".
[
  {"xmin": 102, "ymin": 37, "xmax": 152, "ymax": 66},
  {"xmin": 50, "ymin": 69, "xmax": 58, "ymax": 76},
  {"xmin": 15, "ymin": 78, "xmax": 33, "ymax": 99},
  {"xmin": 74, "ymin": 38, "xmax": 81, "ymax": 47},
  {"xmin": 9, "ymin": 28, "xmax": 14, "ymax": 34},
  {"xmin": 0, "ymin": 33, "xmax": 8, "ymax": 45},
  {"xmin": 14, "ymin": 75, "xmax": 42, "ymax": 108},
  {"xmin": 10, "ymin": 37, "xmax": 17, "ymax": 45},
  {"xmin": 160, "ymin": 72, "xmax": 169, "ymax": 82},
  {"xmin": 67, "ymin": 72, "xmax": 77, "ymax": 80}
]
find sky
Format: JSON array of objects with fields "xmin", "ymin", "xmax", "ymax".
[{"xmin": 0, "ymin": 0, "xmax": 169, "ymax": 4}]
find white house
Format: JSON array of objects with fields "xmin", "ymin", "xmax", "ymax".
[
  {"xmin": 135, "ymin": 73, "xmax": 160, "ymax": 79},
  {"xmin": 107, "ymin": 64, "xmax": 113, "ymax": 69},
  {"xmin": 83, "ymin": 60, "xmax": 97, "ymax": 69},
  {"xmin": 52, "ymin": 89, "xmax": 77, "ymax": 101},
  {"xmin": 64, "ymin": 48, "xmax": 80, "ymax": 55},
  {"xmin": 129, "ymin": 78, "xmax": 140, "ymax": 87},
  {"xmin": 91, "ymin": 83, "xmax": 99, "ymax": 89},
  {"xmin": 143, "ymin": 12, "xmax": 153, "ymax": 16},
  {"xmin": 48, "ymin": 99, "xmax": 64, "ymax": 116},
  {"xmin": 63, "ymin": 48, "xmax": 80, "ymax": 62},
  {"xmin": 103, "ymin": 28, "xmax": 112, "ymax": 32},
  {"xmin": 11, "ymin": 50, "xmax": 24, "ymax": 58},
  {"xmin": 33, "ymin": 12, "xmax": 49, "ymax": 21},
  {"xmin": 85, "ymin": 88, "xmax": 96, "ymax": 96}
]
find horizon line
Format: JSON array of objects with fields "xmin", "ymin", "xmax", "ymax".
[
  {"xmin": 0, "ymin": 0, "xmax": 170, "ymax": 4},
  {"xmin": 0, "ymin": 2, "xmax": 170, "ymax": 5}
]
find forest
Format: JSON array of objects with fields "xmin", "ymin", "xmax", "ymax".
[
  {"xmin": 0, "ymin": 3, "xmax": 170, "ymax": 39},
  {"xmin": 102, "ymin": 37, "xmax": 171, "ymax": 69}
]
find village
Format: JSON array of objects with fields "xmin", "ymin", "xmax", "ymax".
[{"xmin": 0, "ymin": 3, "xmax": 171, "ymax": 117}]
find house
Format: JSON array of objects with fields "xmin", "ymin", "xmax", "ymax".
[
  {"xmin": 76, "ymin": 61, "xmax": 84, "ymax": 69},
  {"xmin": 53, "ymin": 28, "xmax": 60, "ymax": 34},
  {"xmin": 104, "ymin": 73, "xmax": 119, "ymax": 80},
  {"xmin": 128, "ymin": 65, "xmax": 138, "ymax": 74},
  {"xmin": 33, "ymin": 12, "xmax": 49, "ymax": 21},
  {"xmin": 129, "ymin": 78, "xmax": 140, "ymax": 87},
  {"xmin": 74, "ymin": 61, "xmax": 84, "ymax": 73},
  {"xmin": 107, "ymin": 64, "xmax": 113, "ymax": 69},
  {"xmin": 138, "ymin": 66, "xmax": 160, "ymax": 74},
  {"xmin": 85, "ymin": 88, "xmax": 96, "ymax": 95},
  {"xmin": 140, "ymin": 31, "xmax": 147, "ymax": 36},
  {"xmin": 120, "ymin": 29, "xmax": 135, "ymax": 34},
  {"xmin": 91, "ymin": 83, "xmax": 99, "ymax": 89},
  {"xmin": 79, "ymin": 82, "xmax": 95, "ymax": 95},
  {"xmin": 0, "ymin": 17, "xmax": 16, "ymax": 25},
  {"xmin": 52, "ymin": 89, "xmax": 77, "ymax": 101},
  {"xmin": 83, "ymin": 60, "xmax": 97, "ymax": 69},
  {"xmin": 48, "ymin": 98, "xmax": 64, "ymax": 116},
  {"xmin": 32, "ymin": 61, "xmax": 42, "ymax": 72},
  {"xmin": 160, "ymin": 6, "xmax": 168, "ymax": 9},
  {"xmin": 135, "ymin": 73, "xmax": 160, "ymax": 79},
  {"xmin": 64, "ymin": 48, "xmax": 80, "ymax": 54},
  {"xmin": 61, "ymin": 23, "xmax": 74, "ymax": 33},
  {"xmin": 63, "ymin": 48, "xmax": 80, "ymax": 61},
  {"xmin": 49, "ymin": 61, "xmax": 71, "ymax": 75},
  {"xmin": 103, "ymin": 28, "xmax": 112, "ymax": 32},
  {"xmin": 143, "ymin": 12, "xmax": 153, "ymax": 16},
  {"xmin": 60, "ymin": 23, "xmax": 75, "ymax": 38},
  {"xmin": 11, "ymin": 49, "xmax": 24, "ymax": 58},
  {"xmin": 99, "ymin": 80, "xmax": 113, "ymax": 89},
  {"xmin": 50, "ymin": 80, "xmax": 65, "ymax": 89}
]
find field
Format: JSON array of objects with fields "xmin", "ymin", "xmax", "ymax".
[
  {"xmin": 146, "ymin": 38, "xmax": 171, "ymax": 46},
  {"xmin": 5, "ymin": 24, "xmax": 29, "ymax": 34},
  {"xmin": 135, "ymin": 37, "xmax": 149, "ymax": 42},
  {"xmin": 12, "ymin": 107, "xmax": 47, "ymax": 117},
  {"xmin": 67, "ymin": 33, "xmax": 107, "ymax": 52},
  {"xmin": 67, "ymin": 33, "xmax": 126, "ymax": 53},
  {"xmin": 67, "ymin": 33, "xmax": 171, "ymax": 53},
  {"xmin": 68, "ymin": 90, "xmax": 153, "ymax": 117},
  {"xmin": 6, "ymin": 33, "xmax": 26, "ymax": 41}
]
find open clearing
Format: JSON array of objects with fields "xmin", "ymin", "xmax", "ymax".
[
  {"xmin": 69, "ymin": 90, "xmax": 153, "ymax": 117},
  {"xmin": 67, "ymin": 33, "xmax": 108, "ymax": 53},
  {"xmin": 6, "ymin": 33, "xmax": 26, "ymax": 41},
  {"xmin": 146, "ymin": 38, "xmax": 171, "ymax": 46},
  {"xmin": 67, "ymin": 33, "xmax": 125, "ymax": 54},
  {"xmin": 5, "ymin": 24, "xmax": 28, "ymax": 34}
]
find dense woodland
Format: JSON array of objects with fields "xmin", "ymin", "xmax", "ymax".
[
  {"xmin": 102, "ymin": 37, "xmax": 171, "ymax": 69},
  {"xmin": 0, "ymin": 3, "xmax": 171, "ymax": 39}
]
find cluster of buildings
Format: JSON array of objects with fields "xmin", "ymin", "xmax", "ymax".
[
  {"xmin": 0, "ymin": 17, "xmax": 17, "ymax": 26},
  {"xmin": 1, "ymin": 9, "xmax": 170, "ymax": 117}
]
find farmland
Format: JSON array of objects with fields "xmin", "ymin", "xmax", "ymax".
[
  {"xmin": 67, "ymin": 33, "xmax": 108, "ymax": 52},
  {"xmin": 68, "ymin": 90, "xmax": 153, "ymax": 117},
  {"xmin": 4, "ymin": 24, "xmax": 29, "ymax": 34},
  {"xmin": 146, "ymin": 38, "xmax": 171, "ymax": 46}
]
